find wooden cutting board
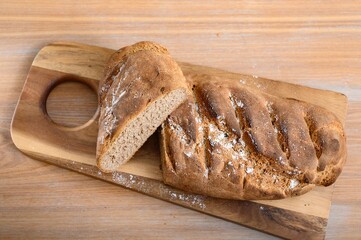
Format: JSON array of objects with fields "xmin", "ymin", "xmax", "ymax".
[{"xmin": 11, "ymin": 42, "xmax": 348, "ymax": 239}]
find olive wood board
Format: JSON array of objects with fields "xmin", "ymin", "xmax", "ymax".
[{"xmin": 11, "ymin": 42, "xmax": 348, "ymax": 239}]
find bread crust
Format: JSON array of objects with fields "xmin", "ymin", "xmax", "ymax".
[
  {"xmin": 160, "ymin": 75, "xmax": 347, "ymax": 200},
  {"xmin": 97, "ymin": 42, "xmax": 188, "ymax": 171}
]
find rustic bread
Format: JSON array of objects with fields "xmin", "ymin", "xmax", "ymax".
[
  {"xmin": 97, "ymin": 41, "xmax": 189, "ymax": 172},
  {"xmin": 160, "ymin": 75, "xmax": 347, "ymax": 200}
]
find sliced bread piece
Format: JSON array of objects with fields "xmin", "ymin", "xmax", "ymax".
[{"xmin": 97, "ymin": 41, "xmax": 189, "ymax": 172}]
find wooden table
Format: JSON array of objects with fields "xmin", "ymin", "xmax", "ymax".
[{"xmin": 1, "ymin": 1, "xmax": 360, "ymax": 239}]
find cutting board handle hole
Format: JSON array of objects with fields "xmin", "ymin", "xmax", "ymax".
[{"xmin": 45, "ymin": 78, "xmax": 99, "ymax": 130}]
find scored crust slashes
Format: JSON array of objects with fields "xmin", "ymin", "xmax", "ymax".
[{"xmin": 161, "ymin": 76, "xmax": 346, "ymax": 200}]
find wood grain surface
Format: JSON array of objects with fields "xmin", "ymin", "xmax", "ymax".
[
  {"xmin": 11, "ymin": 41, "xmax": 348, "ymax": 239},
  {"xmin": 1, "ymin": 1, "xmax": 361, "ymax": 239}
]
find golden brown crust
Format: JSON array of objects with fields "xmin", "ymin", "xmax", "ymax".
[
  {"xmin": 160, "ymin": 75, "xmax": 347, "ymax": 200},
  {"xmin": 99, "ymin": 42, "xmax": 169, "ymax": 102},
  {"xmin": 97, "ymin": 41, "xmax": 189, "ymax": 171}
]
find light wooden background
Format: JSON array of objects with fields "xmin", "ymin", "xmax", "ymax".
[{"xmin": 1, "ymin": 1, "xmax": 360, "ymax": 239}]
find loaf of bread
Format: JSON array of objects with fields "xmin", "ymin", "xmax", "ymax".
[
  {"xmin": 97, "ymin": 42, "xmax": 189, "ymax": 172},
  {"xmin": 160, "ymin": 75, "xmax": 347, "ymax": 200}
]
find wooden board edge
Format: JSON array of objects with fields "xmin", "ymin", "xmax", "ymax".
[
  {"xmin": 31, "ymin": 41, "xmax": 348, "ymax": 124},
  {"xmin": 34, "ymin": 41, "xmax": 349, "ymax": 104},
  {"xmin": 13, "ymin": 147, "xmax": 327, "ymax": 240},
  {"xmin": 42, "ymin": 41, "xmax": 349, "ymax": 106}
]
